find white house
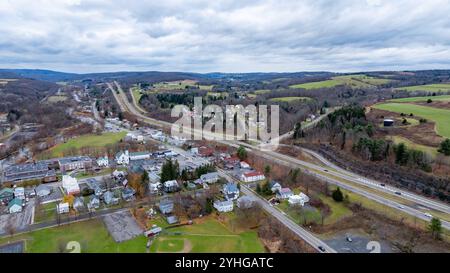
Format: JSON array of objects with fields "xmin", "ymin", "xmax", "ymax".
[
  {"xmin": 269, "ymin": 181, "xmax": 282, "ymax": 193},
  {"xmin": 96, "ymin": 155, "xmax": 109, "ymax": 167},
  {"xmin": 129, "ymin": 151, "xmax": 151, "ymax": 161},
  {"xmin": 62, "ymin": 175, "xmax": 80, "ymax": 195},
  {"xmin": 13, "ymin": 187, "xmax": 25, "ymax": 200},
  {"xmin": 8, "ymin": 198, "xmax": 23, "ymax": 213},
  {"xmin": 240, "ymin": 161, "xmax": 251, "ymax": 169},
  {"xmin": 200, "ymin": 172, "xmax": 219, "ymax": 184},
  {"xmin": 240, "ymin": 171, "xmax": 265, "ymax": 183},
  {"xmin": 277, "ymin": 188, "xmax": 294, "ymax": 199},
  {"xmin": 163, "ymin": 180, "xmax": 179, "ymax": 192},
  {"xmin": 214, "ymin": 200, "xmax": 234, "ymax": 212},
  {"xmin": 57, "ymin": 202, "xmax": 70, "ymax": 214},
  {"xmin": 149, "ymin": 182, "xmax": 161, "ymax": 193},
  {"xmin": 288, "ymin": 193, "xmax": 310, "ymax": 206},
  {"xmin": 115, "ymin": 150, "xmax": 130, "ymax": 165}
]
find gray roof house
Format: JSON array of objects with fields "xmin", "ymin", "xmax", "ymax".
[
  {"xmin": 73, "ymin": 197, "xmax": 85, "ymax": 211},
  {"xmin": 122, "ymin": 187, "xmax": 136, "ymax": 201},
  {"xmin": 88, "ymin": 196, "xmax": 100, "ymax": 209},
  {"xmin": 103, "ymin": 191, "xmax": 119, "ymax": 205},
  {"xmin": 200, "ymin": 172, "xmax": 219, "ymax": 184},
  {"xmin": 159, "ymin": 198, "xmax": 174, "ymax": 214},
  {"xmin": 35, "ymin": 184, "xmax": 52, "ymax": 197},
  {"xmin": 223, "ymin": 182, "xmax": 239, "ymax": 201}
]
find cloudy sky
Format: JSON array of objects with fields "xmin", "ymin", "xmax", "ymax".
[{"xmin": 1, "ymin": 0, "xmax": 450, "ymax": 73}]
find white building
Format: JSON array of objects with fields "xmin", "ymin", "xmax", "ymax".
[
  {"xmin": 240, "ymin": 161, "xmax": 251, "ymax": 169},
  {"xmin": 13, "ymin": 187, "xmax": 25, "ymax": 200},
  {"xmin": 57, "ymin": 202, "xmax": 70, "ymax": 214},
  {"xmin": 240, "ymin": 171, "xmax": 265, "ymax": 183},
  {"xmin": 288, "ymin": 193, "xmax": 310, "ymax": 206},
  {"xmin": 62, "ymin": 175, "xmax": 80, "ymax": 195},
  {"xmin": 115, "ymin": 150, "xmax": 130, "ymax": 165},
  {"xmin": 214, "ymin": 200, "xmax": 234, "ymax": 212},
  {"xmin": 277, "ymin": 188, "xmax": 294, "ymax": 199},
  {"xmin": 96, "ymin": 155, "xmax": 109, "ymax": 167},
  {"xmin": 129, "ymin": 151, "xmax": 151, "ymax": 161}
]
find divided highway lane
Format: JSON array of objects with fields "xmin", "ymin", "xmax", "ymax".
[
  {"xmin": 236, "ymin": 143, "xmax": 450, "ymax": 230},
  {"xmin": 217, "ymin": 169, "xmax": 336, "ymax": 253},
  {"xmin": 300, "ymin": 148, "xmax": 450, "ymax": 214},
  {"xmin": 109, "ymin": 81, "xmax": 450, "ymax": 229}
]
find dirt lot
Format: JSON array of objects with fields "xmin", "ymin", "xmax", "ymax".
[{"xmin": 103, "ymin": 210, "xmax": 143, "ymax": 242}]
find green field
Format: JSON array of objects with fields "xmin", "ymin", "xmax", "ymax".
[
  {"xmin": 254, "ymin": 89, "xmax": 271, "ymax": 95},
  {"xmin": 386, "ymin": 135, "xmax": 438, "ymax": 157},
  {"xmin": 44, "ymin": 131, "xmax": 126, "ymax": 158},
  {"xmin": 395, "ymin": 83, "xmax": 450, "ymax": 93},
  {"xmin": 150, "ymin": 216, "xmax": 265, "ymax": 253},
  {"xmin": 289, "ymin": 74, "xmax": 390, "ymax": 90},
  {"xmin": 373, "ymin": 103, "xmax": 450, "ymax": 138},
  {"xmin": 269, "ymin": 96, "xmax": 312, "ymax": 102},
  {"xmin": 319, "ymin": 195, "xmax": 353, "ymax": 225},
  {"xmin": 389, "ymin": 95, "xmax": 450, "ymax": 103},
  {"xmin": 0, "ymin": 219, "xmax": 148, "ymax": 253}
]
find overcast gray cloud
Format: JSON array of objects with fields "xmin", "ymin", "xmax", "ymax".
[{"xmin": 0, "ymin": 0, "xmax": 450, "ymax": 73}]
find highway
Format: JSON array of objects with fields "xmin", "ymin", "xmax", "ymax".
[
  {"xmin": 217, "ymin": 169, "xmax": 336, "ymax": 253},
  {"xmin": 108, "ymin": 81, "xmax": 450, "ymax": 230}
]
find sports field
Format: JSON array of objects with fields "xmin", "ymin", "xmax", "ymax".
[
  {"xmin": 44, "ymin": 131, "xmax": 126, "ymax": 158},
  {"xmin": 149, "ymin": 216, "xmax": 265, "ymax": 253},
  {"xmin": 373, "ymin": 103, "xmax": 450, "ymax": 138},
  {"xmin": 395, "ymin": 83, "xmax": 450, "ymax": 93}
]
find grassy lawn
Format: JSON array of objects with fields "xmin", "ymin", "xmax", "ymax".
[
  {"xmin": 43, "ymin": 131, "xmax": 126, "ymax": 158},
  {"xmin": 131, "ymin": 87, "xmax": 143, "ymax": 102},
  {"xmin": 389, "ymin": 95, "xmax": 450, "ymax": 103},
  {"xmin": 395, "ymin": 83, "xmax": 450, "ymax": 93},
  {"xmin": 278, "ymin": 201, "xmax": 322, "ymax": 225},
  {"xmin": 254, "ymin": 89, "xmax": 271, "ymax": 95},
  {"xmin": 269, "ymin": 96, "xmax": 312, "ymax": 102},
  {"xmin": 149, "ymin": 215, "xmax": 265, "ymax": 253},
  {"xmin": 289, "ymin": 75, "xmax": 390, "ymax": 90},
  {"xmin": 75, "ymin": 168, "xmax": 113, "ymax": 179},
  {"xmin": 0, "ymin": 219, "xmax": 148, "ymax": 253},
  {"xmin": 373, "ymin": 102, "xmax": 450, "ymax": 138},
  {"xmin": 318, "ymin": 195, "xmax": 353, "ymax": 225},
  {"xmin": 47, "ymin": 95, "xmax": 67, "ymax": 103},
  {"xmin": 386, "ymin": 135, "xmax": 438, "ymax": 157},
  {"xmin": 34, "ymin": 202, "xmax": 58, "ymax": 223}
]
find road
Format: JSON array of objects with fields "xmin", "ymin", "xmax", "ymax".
[
  {"xmin": 217, "ymin": 169, "xmax": 335, "ymax": 253},
  {"xmin": 108, "ymin": 81, "xmax": 450, "ymax": 230}
]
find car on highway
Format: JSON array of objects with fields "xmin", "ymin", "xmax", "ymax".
[
  {"xmin": 424, "ymin": 213, "xmax": 433, "ymax": 218},
  {"xmin": 394, "ymin": 191, "xmax": 402, "ymax": 195},
  {"xmin": 323, "ymin": 169, "xmax": 329, "ymax": 172},
  {"xmin": 380, "ymin": 183, "xmax": 385, "ymax": 187},
  {"xmin": 397, "ymin": 205, "xmax": 404, "ymax": 209},
  {"xmin": 318, "ymin": 246, "xmax": 326, "ymax": 252}
]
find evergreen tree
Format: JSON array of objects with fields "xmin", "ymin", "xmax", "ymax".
[
  {"xmin": 332, "ymin": 187, "xmax": 344, "ymax": 202},
  {"xmin": 438, "ymin": 139, "xmax": 450, "ymax": 156},
  {"xmin": 237, "ymin": 145, "xmax": 247, "ymax": 160},
  {"xmin": 428, "ymin": 217, "xmax": 442, "ymax": 240}
]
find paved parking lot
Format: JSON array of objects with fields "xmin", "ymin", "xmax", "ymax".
[
  {"xmin": 0, "ymin": 199, "xmax": 34, "ymax": 234},
  {"xmin": 103, "ymin": 210, "xmax": 143, "ymax": 242}
]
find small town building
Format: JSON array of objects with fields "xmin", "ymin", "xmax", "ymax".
[
  {"xmin": 8, "ymin": 198, "xmax": 23, "ymax": 213},
  {"xmin": 58, "ymin": 156, "xmax": 92, "ymax": 172},
  {"xmin": 62, "ymin": 175, "xmax": 80, "ymax": 195},
  {"xmin": 13, "ymin": 187, "xmax": 25, "ymax": 200},
  {"xmin": 277, "ymin": 188, "xmax": 294, "ymax": 199},
  {"xmin": 115, "ymin": 150, "xmax": 130, "ymax": 165},
  {"xmin": 129, "ymin": 151, "xmax": 151, "ymax": 161},
  {"xmin": 200, "ymin": 172, "xmax": 219, "ymax": 184},
  {"xmin": 288, "ymin": 193, "xmax": 310, "ymax": 206},
  {"xmin": 35, "ymin": 184, "xmax": 51, "ymax": 197},
  {"xmin": 159, "ymin": 198, "xmax": 174, "ymax": 214},
  {"xmin": 57, "ymin": 202, "xmax": 70, "ymax": 214},
  {"xmin": 0, "ymin": 188, "xmax": 14, "ymax": 203},
  {"xmin": 240, "ymin": 161, "xmax": 251, "ymax": 169},
  {"xmin": 269, "ymin": 181, "xmax": 282, "ymax": 193},
  {"xmin": 88, "ymin": 196, "xmax": 100, "ymax": 209},
  {"xmin": 166, "ymin": 215, "xmax": 179, "ymax": 224},
  {"xmin": 383, "ymin": 118, "xmax": 395, "ymax": 127},
  {"xmin": 96, "ymin": 155, "xmax": 109, "ymax": 167},
  {"xmin": 223, "ymin": 182, "xmax": 240, "ymax": 200},
  {"xmin": 214, "ymin": 200, "xmax": 234, "ymax": 212},
  {"xmin": 103, "ymin": 191, "xmax": 119, "ymax": 205},
  {"xmin": 240, "ymin": 171, "xmax": 265, "ymax": 183},
  {"xmin": 73, "ymin": 197, "xmax": 85, "ymax": 211},
  {"xmin": 122, "ymin": 187, "xmax": 136, "ymax": 201},
  {"xmin": 163, "ymin": 180, "xmax": 179, "ymax": 193}
]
